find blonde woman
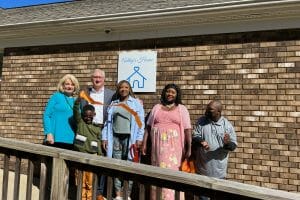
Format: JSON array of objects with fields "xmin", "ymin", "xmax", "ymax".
[{"xmin": 43, "ymin": 74, "xmax": 80, "ymax": 149}]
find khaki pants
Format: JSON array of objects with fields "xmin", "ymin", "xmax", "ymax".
[{"xmin": 77, "ymin": 171, "xmax": 93, "ymax": 200}]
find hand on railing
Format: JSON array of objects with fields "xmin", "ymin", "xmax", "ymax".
[{"xmin": 46, "ymin": 134, "xmax": 54, "ymax": 144}]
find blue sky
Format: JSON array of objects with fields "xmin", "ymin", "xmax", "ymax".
[{"xmin": 0, "ymin": 0, "xmax": 73, "ymax": 9}]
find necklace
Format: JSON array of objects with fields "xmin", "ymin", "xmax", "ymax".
[
  {"xmin": 164, "ymin": 103, "xmax": 176, "ymax": 110},
  {"xmin": 64, "ymin": 95, "xmax": 74, "ymax": 110}
]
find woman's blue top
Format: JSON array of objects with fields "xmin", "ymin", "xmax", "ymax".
[{"xmin": 43, "ymin": 92, "xmax": 76, "ymax": 144}]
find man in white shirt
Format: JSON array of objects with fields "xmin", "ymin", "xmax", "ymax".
[
  {"xmin": 81, "ymin": 69, "xmax": 115, "ymax": 127},
  {"xmin": 80, "ymin": 69, "xmax": 114, "ymax": 200}
]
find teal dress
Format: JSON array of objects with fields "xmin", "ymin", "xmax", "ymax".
[{"xmin": 43, "ymin": 92, "xmax": 76, "ymax": 144}]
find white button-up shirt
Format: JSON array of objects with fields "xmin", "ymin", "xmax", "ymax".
[{"xmin": 90, "ymin": 87, "xmax": 104, "ymax": 124}]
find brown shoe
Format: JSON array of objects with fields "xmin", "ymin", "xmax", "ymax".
[{"xmin": 97, "ymin": 195, "xmax": 106, "ymax": 200}]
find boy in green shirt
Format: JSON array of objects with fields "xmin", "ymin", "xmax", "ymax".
[{"xmin": 73, "ymin": 97, "xmax": 102, "ymax": 200}]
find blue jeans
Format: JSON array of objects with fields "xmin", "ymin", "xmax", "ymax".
[{"xmin": 112, "ymin": 134, "xmax": 133, "ymax": 194}]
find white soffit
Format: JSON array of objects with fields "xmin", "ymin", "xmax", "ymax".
[{"xmin": 1, "ymin": 0, "xmax": 300, "ymax": 48}]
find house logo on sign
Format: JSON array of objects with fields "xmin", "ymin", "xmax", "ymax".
[
  {"xmin": 118, "ymin": 50, "xmax": 157, "ymax": 92},
  {"xmin": 127, "ymin": 66, "xmax": 147, "ymax": 89}
]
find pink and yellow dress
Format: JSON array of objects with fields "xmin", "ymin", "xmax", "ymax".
[{"xmin": 147, "ymin": 104, "xmax": 191, "ymax": 200}]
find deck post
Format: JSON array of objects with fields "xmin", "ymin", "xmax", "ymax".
[{"xmin": 50, "ymin": 157, "xmax": 69, "ymax": 200}]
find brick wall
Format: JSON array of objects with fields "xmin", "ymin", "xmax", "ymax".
[{"xmin": 1, "ymin": 29, "xmax": 300, "ymax": 192}]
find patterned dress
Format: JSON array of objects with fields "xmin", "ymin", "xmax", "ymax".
[{"xmin": 147, "ymin": 104, "xmax": 191, "ymax": 200}]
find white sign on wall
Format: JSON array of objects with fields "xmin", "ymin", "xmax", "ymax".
[{"xmin": 118, "ymin": 50, "xmax": 157, "ymax": 92}]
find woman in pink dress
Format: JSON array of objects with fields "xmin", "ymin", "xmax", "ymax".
[{"xmin": 142, "ymin": 83, "xmax": 192, "ymax": 200}]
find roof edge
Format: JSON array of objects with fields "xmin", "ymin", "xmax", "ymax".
[{"xmin": 1, "ymin": 0, "xmax": 300, "ymax": 28}]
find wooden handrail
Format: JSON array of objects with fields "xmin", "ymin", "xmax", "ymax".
[{"xmin": 0, "ymin": 137, "xmax": 300, "ymax": 200}]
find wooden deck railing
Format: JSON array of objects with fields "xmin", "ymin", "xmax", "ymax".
[{"xmin": 0, "ymin": 137, "xmax": 300, "ymax": 200}]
